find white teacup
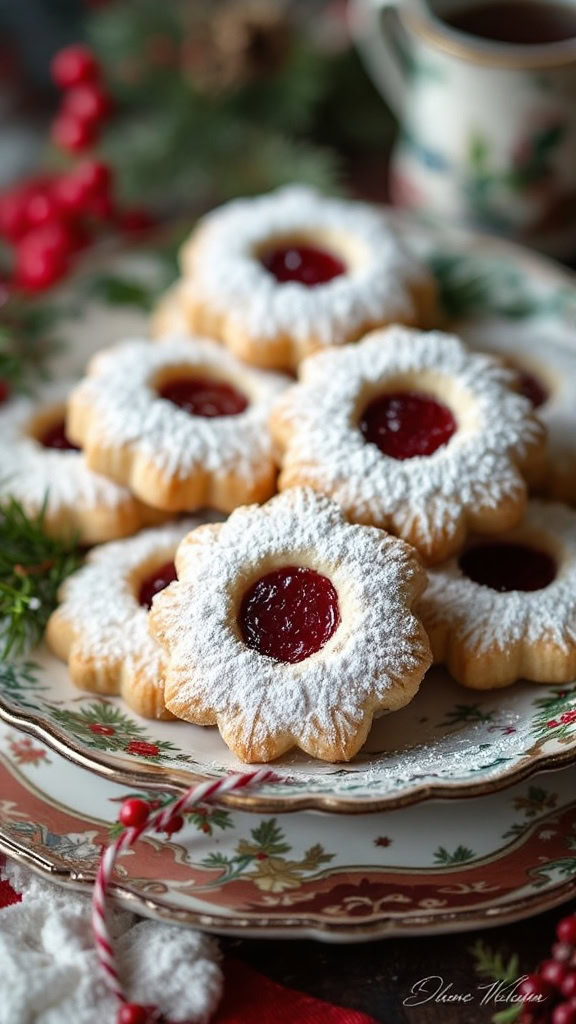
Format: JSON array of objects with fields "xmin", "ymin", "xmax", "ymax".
[{"xmin": 349, "ymin": 0, "xmax": 576, "ymax": 257}]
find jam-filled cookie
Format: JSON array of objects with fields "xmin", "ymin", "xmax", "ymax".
[
  {"xmin": 461, "ymin": 320, "xmax": 576, "ymax": 503},
  {"xmin": 154, "ymin": 186, "xmax": 436, "ymax": 371},
  {"xmin": 270, "ymin": 327, "xmax": 547, "ymax": 564},
  {"xmin": 0, "ymin": 381, "xmax": 162, "ymax": 543},
  {"xmin": 46, "ymin": 519, "xmax": 218, "ymax": 718},
  {"xmin": 418, "ymin": 500, "xmax": 576, "ymax": 689},
  {"xmin": 149, "ymin": 488, "xmax": 432, "ymax": 763},
  {"xmin": 67, "ymin": 337, "xmax": 289, "ymax": 513}
]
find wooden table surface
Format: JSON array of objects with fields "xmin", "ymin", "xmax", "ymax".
[{"xmin": 223, "ymin": 902, "xmax": 575, "ymax": 1022}]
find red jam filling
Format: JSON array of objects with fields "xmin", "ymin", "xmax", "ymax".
[
  {"xmin": 261, "ymin": 244, "xmax": 345, "ymax": 287},
  {"xmin": 158, "ymin": 377, "xmax": 248, "ymax": 417},
  {"xmin": 517, "ymin": 369, "xmax": 548, "ymax": 409},
  {"xmin": 359, "ymin": 391, "xmax": 456, "ymax": 460},
  {"xmin": 39, "ymin": 418, "xmax": 80, "ymax": 451},
  {"xmin": 459, "ymin": 542, "xmax": 556, "ymax": 593},
  {"xmin": 239, "ymin": 565, "xmax": 340, "ymax": 663},
  {"xmin": 138, "ymin": 560, "xmax": 177, "ymax": 609}
]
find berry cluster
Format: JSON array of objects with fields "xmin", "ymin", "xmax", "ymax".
[
  {"xmin": 51, "ymin": 45, "xmax": 111, "ymax": 154},
  {"xmin": 0, "ymin": 45, "xmax": 151, "ymax": 293},
  {"xmin": 518, "ymin": 914, "xmax": 576, "ymax": 1024}
]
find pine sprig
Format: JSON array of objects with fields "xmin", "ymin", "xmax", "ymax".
[{"xmin": 0, "ymin": 496, "xmax": 82, "ymax": 658}]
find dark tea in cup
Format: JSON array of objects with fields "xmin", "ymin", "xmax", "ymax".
[{"xmin": 443, "ymin": 1, "xmax": 576, "ymax": 45}]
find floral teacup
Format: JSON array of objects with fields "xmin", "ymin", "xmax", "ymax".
[{"xmin": 349, "ymin": 0, "xmax": 576, "ymax": 257}]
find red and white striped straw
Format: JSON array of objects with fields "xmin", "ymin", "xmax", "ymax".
[{"xmin": 92, "ymin": 767, "xmax": 277, "ymax": 1017}]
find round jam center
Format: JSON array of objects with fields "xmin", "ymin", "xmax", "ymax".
[
  {"xmin": 39, "ymin": 418, "xmax": 80, "ymax": 451},
  {"xmin": 158, "ymin": 376, "xmax": 248, "ymax": 418},
  {"xmin": 261, "ymin": 244, "xmax": 345, "ymax": 287},
  {"xmin": 138, "ymin": 560, "xmax": 177, "ymax": 609},
  {"xmin": 459, "ymin": 543, "xmax": 556, "ymax": 593},
  {"xmin": 359, "ymin": 391, "xmax": 456, "ymax": 460},
  {"xmin": 239, "ymin": 566, "xmax": 340, "ymax": 664},
  {"xmin": 517, "ymin": 369, "xmax": 548, "ymax": 409}
]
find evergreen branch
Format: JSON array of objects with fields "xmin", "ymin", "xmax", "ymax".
[
  {"xmin": 470, "ymin": 940, "xmax": 519, "ymax": 983},
  {"xmin": 0, "ymin": 496, "xmax": 83, "ymax": 659}
]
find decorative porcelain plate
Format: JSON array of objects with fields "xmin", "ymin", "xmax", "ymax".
[
  {"xmin": 1, "ymin": 720, "xmax": 575, "ymax": 941},
  {"xmin": 2, "ymin": 216, "xmax": 576, "ymax": 812}
]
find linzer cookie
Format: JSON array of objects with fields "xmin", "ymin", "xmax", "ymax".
[
  {"xmin": 418, "ymin": 500, "xmax": 576, "ymax": 689},
  {"xmin": 270, "ymin": 327, "xmax": 547, "ymax": 564},
  {"xmin": 67, "ymin": 337, "xmax": 290, "ymax": 513},
  {"xmin": 149, "ymin": 488, "xmax": 432, "ymax": 763},
  {"xmin": 462, "ymin": 320, "xmax": 576, "ymax": 503},
  {"xmin": 46, "ymin": 519, "xmax": 219, "ymax": 718},
  {"xmin": 153, "ymin": 186, "xmax": 436, "ymax": 370},
  {"xmin": 0, "ymin": 380, "xmax": 162, "ymax": 543}
]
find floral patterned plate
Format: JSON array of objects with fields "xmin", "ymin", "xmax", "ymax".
[
  {"xmin": 1, "ymin": 216, "xmax": 576, "ymax": 813},
  {"xmin": 1, "ymin": 720, "xmax": 575, "ymax": 940}
]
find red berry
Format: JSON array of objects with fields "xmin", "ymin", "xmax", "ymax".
[
  {"xmin": 63, "ymin": 83, "xmax": 111, "ymax": 124},
  {"xmin": 0, "ymin": 189, "xmax": 29, "ymax": 241},
  {"xmin": 555, "ymin": 943, "xmax": 575, "ymax": 963},
  {"xmin": 518, "ymin": 974, "xmax": 554, "ymax": 1006},
  {"xmin": 51, "ymin": 45, "xmax": 99, "ymax": 88},
  {"xmin": 540, "ymin": 959, "xmax": 569, "ymax": 989},
  {"xmin": 117, "ymin": 1004, "xmax": 149, "ymax": 1024},
  {"xmin": 0, "ymin": 380, "xmax": 9, "ymax": 404},
  {"xmin": 86, "ymin": 192, "xmax": 115, "ymax": 221},
  {"xmin": 20, "ymin": 223, "xmax": 75, "ymax": 261},
  {"xmin": 553, "ymin": 1004, "xmax": 576, "ymax": 1024},
  {"xmin": 160, "ymin": 814, "xmax": 184, "ymax": 837},
  {"xmin": 89, "ymin": 724, "xmax": 116, "ymax": 736},
  {"xmin": 75, "ymin": 159, "xmax": 113, "ymax": 195},
  {"xmin": 126, "ymin": 740, "xmax": 159, "ymax": 757},
  {"xmin": 558, "ymin": 917, "xmax": 576, "ymax": 946},
  {"xmin": 23, "ymin": 186, "xmax": 61, "ymax": 229},
  {"xmin": 562, "ymin": 973, "xmax": 576, "ymax": 999},
  {"xmin": 116, "ymin": 208, "xmax": 154, "ymax": 234},
  {"xmin": 201, "ymin": 823, "xmax": 210, "ymax": 834},
  {"xmin": 119, "ymin": 798, "xmax": 150, "ymax": 829},
  {"xmin": 51, "ymin": 113, "xmax": 96, "ymax": 153},
  {"xmin": 15, "ymin": 243, "xmax": 68, "ymax": 292}
]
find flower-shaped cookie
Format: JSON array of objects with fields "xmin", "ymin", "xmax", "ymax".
[
  {"xmin": 157, "ymin": 186, "xmax": 436, "ymax": 371},
  {"xmin": 0, "ymin": 380, "xmax": 161, "ymax": 543},
  {"xmin": 418, "ymin": 500, "xmax": 576, "ymax": 689},
  {"xmin": 461, "ymin": 319, "xmax": 576, "ymax": 503},
  {"xmin": 67, "ymin": 337, "xmax": 289, "ymax": 513},
  {"xmin": 271, "ymin": 327, "xmax": 547, "ymax": 564},
  {"xmin": 46, "ymin": 519, "xmax": 218, "ymax": 718},
  {"xmin": 149, "ymin": 488, "xmax": 432, "ymax": 763}
]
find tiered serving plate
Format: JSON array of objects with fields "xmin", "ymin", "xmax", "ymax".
[
  {"xmin": 1, "ymin": 720, "xmax": 575, "ymax": 940},
  {"xmin": 2, "ymin": 214, "xmax": 576, "ymax": 813}
]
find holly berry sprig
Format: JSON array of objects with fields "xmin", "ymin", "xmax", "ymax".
[
  {"xmin": 0, "ymin": 44, "xmax": 152, "ymax": 294},
  {"xmin": 513, "ymin": 915, "xmax": 576, "ymax": 1024}
]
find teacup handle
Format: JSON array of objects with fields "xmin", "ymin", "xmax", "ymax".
[{"xmin": 348, "ymin": 0, "xmax": 408, "ymax": 117}]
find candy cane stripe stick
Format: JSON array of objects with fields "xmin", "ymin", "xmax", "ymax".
[{"xmin": 92, "ymin": 767, "xmax": 277, "ymax": 1024}]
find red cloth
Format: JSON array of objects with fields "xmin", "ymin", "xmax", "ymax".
[
  {"xmin": 215, "ymin": 959, "xmax": 377, "ymax": 1024},
  {"xmin": 0, "ymin": 858, "xmax": 377, "ymax": 1024}
]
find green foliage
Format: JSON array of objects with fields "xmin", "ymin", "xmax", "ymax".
[
  {"xmin": 433, "ymin": 845, "xmax": 476, "ymax": 865},
  {"xmin": 470, "ymin": 940, "xmax": 520, "ymax": 983},
  {"xmin": 0, "ymin": 498, "xmax": 82, "ymax": 659},
  {"xmin": 440, "ymin": 703, "xmax": 496, "ymax": 727},
  {"xmin": 81, "ymin": 0, "xmax": 354, "ymax": 208}
]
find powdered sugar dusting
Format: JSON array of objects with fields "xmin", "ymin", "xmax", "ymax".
[
  {"xmin": 71, "ymin": 337, "xmax": 289, "ymax": 480},
  {"xmin": 460, "ymin": 319, "xmax": 576, "ymax": 496},
  {"xmin": 151, "ymin": 488, "xmax": 431, "ymax": 761},
  {"xmin": 52, "ymin": 518, "xmax": 220, "ymax": 694},
  {"xmin": 273, "ymin": 327, "xmax": 545, "ymax": 556},
  {"xmin": 419, "ymin": 500, "xmax": 576, "ymax": 654},
  {"xmin": 0, "ymin": 380, "xmax": 143, "ymax": 520},
  {"xmin": 180, "ymin": 186, "xmax": 432, "ymax": 351}
]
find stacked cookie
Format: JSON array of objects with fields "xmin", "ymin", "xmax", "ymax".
[{"xmin": 35, "ymin": 186, "xmax": 576, "ymax": 763}]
